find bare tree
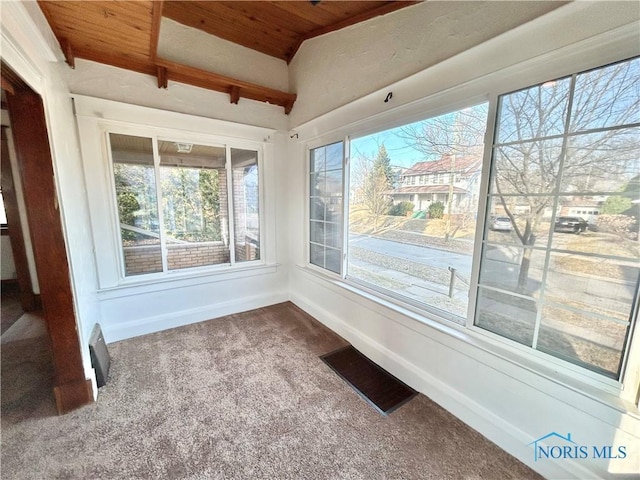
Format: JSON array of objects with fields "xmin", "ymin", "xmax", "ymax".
[
  {"xmin": 493, "ymin": 59, "xmax": 639, "ymax": 291},
  {"xmin": 353, "ymin": 144, "xmax": 393, "ymax": 231}
]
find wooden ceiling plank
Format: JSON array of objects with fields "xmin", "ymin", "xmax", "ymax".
[
  {"xmin": 217, "ymin": 1, "xmax": 311, "ymax": 36},
  {"xmin": 45, "ymin": 1, "xmax": 154, "ymax": 27},
  {"xmin": 43, "ymin": 10, "xmax": 152, "ymax": 41},
  {"xmin": 150, "ymin": 1, "xmax": 164, "ymax": 59},
  {"xmin": 163, "ymin": 1, "xmax": 294, "ymax": 60},
  {"xmin": 268, "ymin": 1, "xmax": 342, "ymax": 27},
  {"xmin": 165, "ymin": 1, "xmax": 298, "ymax": 48}
]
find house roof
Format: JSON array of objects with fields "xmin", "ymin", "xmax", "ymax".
[
  {"xmin": 402, "ymin": 155, "xmax": 481, "ymax": 176},
  {"xmin": 389, "ymin": 186, "xmax": 469, "ymax": 195}
]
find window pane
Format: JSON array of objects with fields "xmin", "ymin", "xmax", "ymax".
[
  {"xmin": 347, "ymin": 103, "xmax": 488, "ymax": 321},
  {"xmin": 496, "ymin": 77, "xmax": 571, "ymax": 144},
  {"xmin": 475, "ymin": 288, "xmax": 537, "ymax": 347},
  {"xmin": 544, "ymin": 257, "xmax": 638, "ymax": 323},
  {"xmin": 490, "ymin": 138, "xmax": 564, "ymax": 196},
  {"xmin": 537, "ymin": 305, "xmax": 629, "ymax": 378},
  {"xmin": 158, "ymin": 140, "xmax": 229, "ymax": 270},
  {"xmin": 109, "ymin": 133, "xmax": 162, "ymax": 276},
  {"xmin": 485, "ymin": 196, "xmax": 554, "ymax": 246},
  {"xmin": 570, "ymin": 58, "xmax": 640, "ymax": 132},
  {"xmin": 231, "ymin": 148, "xmax": 260, "ymax": 262},
  {"xmin": 310, "ymin": 243, "xmax": 324, "ymax": 269},
  {"xmin": 309, "ymin": 142, "xmax": 343, "ymax": 274},
  {"xmin": 479, "ymin": 246, "xmax": 546, "ymax": 299}
]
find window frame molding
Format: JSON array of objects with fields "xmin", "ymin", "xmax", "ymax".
[
  {"xmin": 74, "ymin": 95, "xmax": 276, "ymax": 291},
  {"xmin": 298, "ymin": 25, "xmax": 640, "ymax": 402}
]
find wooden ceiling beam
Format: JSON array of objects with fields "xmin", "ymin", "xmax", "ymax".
[
  {"xmin": 59, "ymin": 37, "xmax": 75, "ymax": 69},
  {"xmin": 155, "ymin": 58, "xmax": 296, "ymax": 114},
  {"xmin": 150, "ymin": 1, "xmax": 164, "ymax": 60}
]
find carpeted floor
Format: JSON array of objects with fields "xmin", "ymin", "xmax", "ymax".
[
  {"xmin": 1, "ymin": 284, "xmax": 24, "ymax": 334},
  {"xmin": 1, "ymin": 302, "xmax": 541, "ymax": 479}
]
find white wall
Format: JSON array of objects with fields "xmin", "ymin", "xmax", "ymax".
[
  {"xmin": 158, "ymin": 17, "xmax": 289, "ymax": 92},
  {"xmin": 286, "ymin": 2, "xmax": 640, "ymax": 479},
  {"xmin": 288, "ymin": 0, "xmax": 568, "ymax": 126}
]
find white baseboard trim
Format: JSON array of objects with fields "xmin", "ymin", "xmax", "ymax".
[
  {"xmin": 104, "ymin": 291, "xmax": 289, "ymax": 343},
  {"xmin": 290, "ymin": 291, "xmax": 597, "ymax": 480}
]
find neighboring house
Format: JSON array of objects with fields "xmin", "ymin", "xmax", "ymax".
[
  {"xmin": 389, "ymin": 155, "xmax": 481, "ymax": 213},
  {"xmin": 558, "ymin": 197, "xmax": 603, "ymax": 224}
]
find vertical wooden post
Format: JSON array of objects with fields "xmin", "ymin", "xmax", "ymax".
[{"xmin": 6, "ymin": 84, "xmax": 93, "ymax": 414}]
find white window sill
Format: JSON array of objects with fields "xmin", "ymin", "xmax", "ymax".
[
  {"xmin": 98, "ymin": 262, "xmax": 279, "ymax": 299},
  {"xmin": 296, "ymin": 264, "xmax": 640, "ymax": 420}
]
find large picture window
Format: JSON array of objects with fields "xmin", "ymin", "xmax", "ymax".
[
  {"xmin": 109, "ymin": 133, "xmax": 261, "ymax": 276},
  {"xmin": 476, "ymin": 58, "xmax": 639, "ymax": 378},
  {"xmin": 347, "ymin": 103, "xmax": 488, "ymax": 321},
  {"xmin": 307, "ymin": 56, "xmax": 639, "ymax": 382}
]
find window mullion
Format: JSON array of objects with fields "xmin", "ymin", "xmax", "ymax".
[
  {"xmin": 225, "ymin": 145, "xmax": 236, "ymax": 266},
  {"xmin": 531, "ymin": 73, "xmax": 578, "ymax": 350},
  {"xmin": 152, "ymin": 137, "xmax": 169, "ymax": 273},
  {"xmin": 342, "ymin": 136, "xmax": 350, "ymax": 279},
  {"xmin": 467, "ymin": 94, "xmax": 499, "ymax": 328}
]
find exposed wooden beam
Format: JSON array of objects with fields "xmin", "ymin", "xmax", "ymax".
[
  {"xmin": 1, "ymin": 74, "xmax": 15, "ymax": 95},
  {"xmin": 286, "ymin": 1, "xmax": 419, "ymax": 63},
  {"xmin": 155, "ymin": 58, "xmax": 297, "ymax": 114},
  {"xmin": 150, "ymin": 0, "xmax": 164, "ymax": 61},
  {"xmin": 229, "ymin": 85, "xmax": 240, "ymax": 105},
  {"xmin": 157, "ymin": 66, "xmax": 168, "ymax": 89},
  {"xmin": 59, "ymin": 37, "xmax": 75, "ymax": 69}
]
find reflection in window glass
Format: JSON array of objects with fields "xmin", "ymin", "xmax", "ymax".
[
  {"xmin": 347, "ymin": 103, "xmax": 489, "ymax": 321},
  {"xmin": 310, "ymin": 142, "xmax": 343, "ymax": 274},
  {"xmin": 231, "ymin": 148, "xmax": 260, "ymax": 262},
  {"xmin": 477, "ymin": 57, "xmax": 640, "ymax": 379},
  {"xmin": 110, "ymin": 133, "xmax": 162, "ymax": 276},
  {"xmin": 158, "ymin": 140, "xmax": 229, "ymax": 270}
]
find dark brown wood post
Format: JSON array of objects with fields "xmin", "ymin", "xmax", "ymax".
[{"xmin": 5, "ymin": 82, "xmax": 93, "ymax": 414}]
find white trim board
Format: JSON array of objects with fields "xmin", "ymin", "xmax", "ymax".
[{"xmin": 104, "ymin": 291, "xmax": 289, "ymax": 343}]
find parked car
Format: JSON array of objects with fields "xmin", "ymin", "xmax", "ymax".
[
  {"xmin": 554, "ymin": 216, "xmax": 588, "ymax": 233},
  {"xmin": 489, "ymin": 216, "xmax": 513, "ymax": 231}
]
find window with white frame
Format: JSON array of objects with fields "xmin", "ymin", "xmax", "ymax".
[
  {"xmin": 347, "ymin": 102, "xmax": 489, "ymax": 321},
  {"xmin": 109, "ymin": 133, "xmax": 261, "ymax": 277},
  {"xmin": 306, "ymin": 56, "xmax": 639, "ymax": 382},
  {"xmin": 476, "ymin": 58, "xmax": 639, "ymax": 379},
  {"xmin": 309, "ymin": 141, "xmax": 344, "ymax": 274}
]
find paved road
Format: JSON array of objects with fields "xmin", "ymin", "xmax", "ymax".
[
  {"xmin": 349, "ymin": 233, "xmax": 637, "ymax": 327},
  {"xmin": 349, "ymin": 234, "xmax": 472, "ymax": 273}
]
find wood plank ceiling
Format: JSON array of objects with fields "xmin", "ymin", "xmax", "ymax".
[{"xmin": 38, "ymin": 1, "xmax": 417, "ymax": 114}]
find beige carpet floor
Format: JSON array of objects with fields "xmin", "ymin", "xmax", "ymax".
[{"xmin": 1, "ymin": 302, "xmax": 541, "ymax": 479}]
